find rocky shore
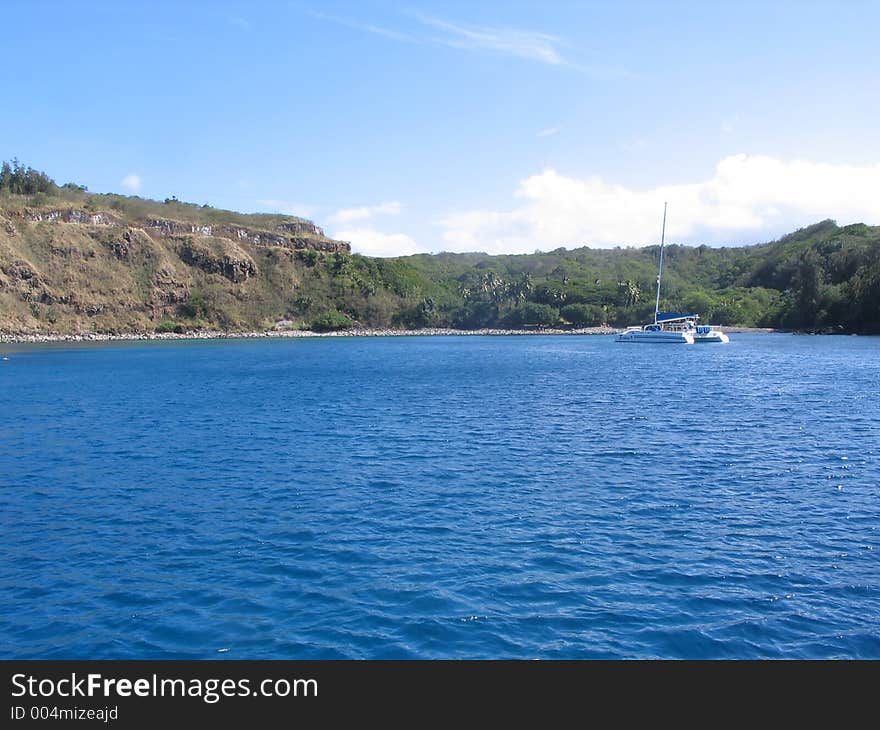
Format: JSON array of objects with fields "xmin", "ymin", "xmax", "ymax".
[{"xmin": 1, "ymin": 326, "xmax": 622, "ymax": 344}]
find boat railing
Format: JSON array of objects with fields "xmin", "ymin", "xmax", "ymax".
[{"xmin": 662, "ymin": 321, "xmax": 694, "ymax": 332}]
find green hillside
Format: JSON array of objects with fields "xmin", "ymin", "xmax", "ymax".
[
  {"xmin": 1, "ymin": 161, "xmax": 878, "ymax": 334},
  {"xmin": 401, "ymin": 219, "xmax": 880, "ymax": 332}
]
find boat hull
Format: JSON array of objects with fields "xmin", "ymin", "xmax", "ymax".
[
  {"xmin": 693, "ymin": 332, "xmax": 730, "ymax": 343},
  {"xmin": 616, "ymin": 331, "xmax": 694, "ymax": 344}
]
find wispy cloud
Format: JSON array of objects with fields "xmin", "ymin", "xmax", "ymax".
[
  {"xmin": 121, "ymin": 174, "xmax": 141, "ymax": 193},
  {"xmin": 311, "ymin": 10, "xmax": 631, "ymax": 77},
  {"xmin": 621, "ymin": 137, "xmax": 648, "ymax": 152},
  {"xmin": 330, "ymin": 201, "xmax": 402, "ymax": 225},
  {"xmin": 309, "ymin": 11, "xmax": 419, "ymax": 44},
  {"xmin": 721, "ymin": 114, "xmax": 741, "ymax": 135},
  {"xmin": 537, "ymin": 127, "xmax": 559, "ymax": 138},
  {"xmin": 226, "ymin": 16, "xmax": 251, "ymax": 32},
  {"xmin": 414, "ymin": 14, "xmax": 564, "ymax": 65}
]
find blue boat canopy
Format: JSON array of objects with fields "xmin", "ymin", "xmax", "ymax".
[{"xmin": 656, "ymin": 312, "xmax": 698, "ymax": 322}]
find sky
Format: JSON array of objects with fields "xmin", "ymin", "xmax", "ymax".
[{"xmin": 3, "ymin": 0, "xmax": 879, "ymax": 256}]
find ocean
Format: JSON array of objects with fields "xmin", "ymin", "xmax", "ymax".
[{"xmin": 1, "ymin": 333, "xmax": 878, "ymax": 658}]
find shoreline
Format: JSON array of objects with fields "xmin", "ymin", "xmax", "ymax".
[
  {"xmin": 0, "ymin": 325, "xmax": 780, "ymax": 345},
  {"xmin": 1, "ymin": 326, "xmax": 616, "ymax": 344}
]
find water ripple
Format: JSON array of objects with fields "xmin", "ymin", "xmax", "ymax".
[{"xmin": 1, "ymin": 334, "xmax": 879, "ymax": 658}]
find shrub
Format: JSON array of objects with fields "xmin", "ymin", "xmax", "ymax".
[
  {"xmin": 299, "ymin": 250, "xmax": 319, "ymax": 267},
  {"xmin": 310, "ymin": 310, "xmax": 354, "ymax": 331},
  {"xmin": 178, "ymin": 290, "xmax": 207, "ymax": 319},
  {"xmin": 504, "ymin": 302, "xmax": 560, "ymax": 327},
  {"xmin": 560, "ymin": 303, "xmax": 605, "ymax": 326},
  {"xmin": 155, "ymin": 320, "xmax": 185, "ymax": 334}
]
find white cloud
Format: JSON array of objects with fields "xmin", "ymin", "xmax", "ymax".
[
  {"xmin": 121, "ymin": 174, "xmax": 141, "ymax": 192},
  {"xmin": 335, "ymin": 228, "xmax": 424, "ymax": 257},
  {"xmin": 439, "ymin": 154, "xmax": 880, "ymax": 253},
  {"xmin": 537, "ymin": 127, "xmax": 559, "ymax": 138},
  {"xmin": 329, "ymin": 201, "xmax": 402, "ymax": 224}
]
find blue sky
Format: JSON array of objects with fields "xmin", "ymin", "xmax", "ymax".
[{"xmin": 3, "ymin": 0, "xmax": 879, "ymax": 255}]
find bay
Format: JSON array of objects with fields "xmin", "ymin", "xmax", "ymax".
[{"xmin": 1, "ymin": 333, "xmax": 878, "ymax": 658}]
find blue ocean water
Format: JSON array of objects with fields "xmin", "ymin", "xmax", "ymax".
[{"xmin": 0, "ymin": 333, "xmax": 878, "ymax": 659}]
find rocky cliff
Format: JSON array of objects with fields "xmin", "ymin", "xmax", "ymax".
[{"xmin": 0, "ymin": 197, "xmax": 355, "ymax": 334}]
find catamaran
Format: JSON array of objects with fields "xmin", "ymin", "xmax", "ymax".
[
  {"xmin": 691, "ymin": 321, "xmax": 729, "ymax": 343},
  {"xmin": 616, "ymin": 204, "xmax": 729, "ymax": 344}
]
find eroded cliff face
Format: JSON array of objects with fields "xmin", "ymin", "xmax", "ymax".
[
  {"xmin": 6, "ymin": 207, "xmax": 349, "ymax": 253},
  {"xmin": 0, "ymin": 204, "xmax": 352, "ymax": 334}
]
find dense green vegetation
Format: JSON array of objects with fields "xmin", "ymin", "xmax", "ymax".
[
  {"xmin": 387, "ymin": 219, "xmax": 880, "ymax": 332},
  {"xmin": 1, "ymin": 161, "xmax": 878, "ymax": 334},
  {"xmin": 0, "ymin": 160, "xmax": 59, "ymax": 196}
]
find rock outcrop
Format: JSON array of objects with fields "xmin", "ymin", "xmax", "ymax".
[
  {"xmin": 0, "ymin": 197, "xmax": 354, "ymax": 334},
  {"xmin": 6, "ymin": 207, "xmax": 350, "ymax": 254},
  {"xmin": 179, "ymin": 237, "xmax": 258, "ymax": 283}
]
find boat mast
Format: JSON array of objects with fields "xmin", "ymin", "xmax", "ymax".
[{"xmin": 653, "ymin": 202, "xmax": 668, "ymax": 324}]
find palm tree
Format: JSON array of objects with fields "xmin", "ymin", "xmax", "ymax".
[
  {"xmin": 618, "ymin": 280, "xmax": 641, "ymax": 308},
  {"xmin": 506, "ymin": 273, "xmax": 533, "ymax": 305}
]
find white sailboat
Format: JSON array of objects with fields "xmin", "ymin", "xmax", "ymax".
[
  {"xmin": 616, "ymin": 203, "xmax": 693, "ymax": 344},
  {"xmin": 616, "ymin": 204, "xmax": 729, "ymax": 344},
  {"xmin": 692, "ymin": 321, "xmax": 730, "ymax": 344}
]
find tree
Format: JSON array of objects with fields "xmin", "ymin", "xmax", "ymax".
[
  {"xmin": 0, "ymin": 159, "xmax": 57, "ymax": 195},
  {"xmin": 504, "ymin": 302, "xmax": 560, "ymax": 327},
  {"xmin": 618, "ymin": 280, "xmax": 641, "ymax": 308},
  {"xmin": 561, "ymin": 303, "xmax": 605, "ymax": 326},
  {"xmin": 506, "ymin": 272, "xmax": 533, "ymax": 304},
  {"xmin": 792, "ymin": 250, "xmax": 822, "ymax": 327}
]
